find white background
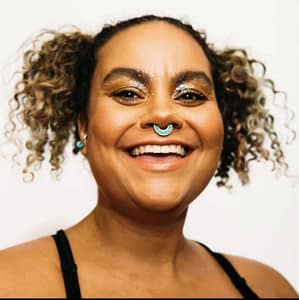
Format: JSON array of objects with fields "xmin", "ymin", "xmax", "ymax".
[{"xmin": 0, "ymin": 0, "xmax": 298, "ymax": 293}]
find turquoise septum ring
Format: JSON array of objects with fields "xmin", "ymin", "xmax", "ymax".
[{"xmin": 153, "ymin": 124, "xmax": 174, "ymax": 137}]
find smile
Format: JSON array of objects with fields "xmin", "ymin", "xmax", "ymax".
[
  {"xmin": 124, "ymin": 143, "xmax": 193, "ymax": 171},
  {"xmin": 128, "ymin": 144, "xmax": 188, "ymax": 157}
]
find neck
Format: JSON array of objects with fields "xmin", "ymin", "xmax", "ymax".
[{"xmin": 69, "ymin": 196, "xmax": 190, "ymax": 275}]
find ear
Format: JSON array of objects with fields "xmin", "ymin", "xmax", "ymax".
[{"xmin": 76, "ymin": 113, "xmax": 88, "ymax": 156}]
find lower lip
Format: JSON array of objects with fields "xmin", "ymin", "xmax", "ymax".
[{"xmin": 124, "ymin": 153, "xmax": 192, "ymax": 172}]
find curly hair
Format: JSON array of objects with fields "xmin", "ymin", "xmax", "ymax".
[{"xmin": 5, "ymin": 15, "xmax": 292, "ymax": 187}]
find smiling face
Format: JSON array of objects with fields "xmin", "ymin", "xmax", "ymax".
[{"xmin": 79, "ymin": 21, "xmax": 224, "ymax": 220}]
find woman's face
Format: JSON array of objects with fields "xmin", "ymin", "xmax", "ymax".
[{"xmin": 80, "ymin": 21, "xmax": 224, "ymax": 218}]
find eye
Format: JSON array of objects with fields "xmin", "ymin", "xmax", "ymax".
[
  {"xmin": 180, "ymin": 92, "xmax": 206, "ymax": 101},
  {"xmin": 174, "ymin": 89, "xmax": 207, "ymax": 105},
  {"xmin": 111, "ymin": 89, "xmax": 145, "ymax": 105},
  {"xmin": 113, "ymin": 90, "xmax": 141, "ymax": 99}
]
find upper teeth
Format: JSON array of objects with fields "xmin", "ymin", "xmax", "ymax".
[{"xmin": 130, "ymin": 145, "xmax": 187, "ymax": 156}]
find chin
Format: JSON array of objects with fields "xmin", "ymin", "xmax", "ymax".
[
  {"xmin": 132, "ymin": 186, "xmax": 188, "ymax": 213},
  {"xmin": 138, "ymin": 198, "xmax": 182, "ymax": 212}
]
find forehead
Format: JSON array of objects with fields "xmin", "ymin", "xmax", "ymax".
[{"xmin": 96, "ymin": 21, "xmax": 211, "ymax": 79}]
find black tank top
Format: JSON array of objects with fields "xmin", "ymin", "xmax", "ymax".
[{"xmin": 52, "ymin": 229, "xmax": 259, "ymax": 298}]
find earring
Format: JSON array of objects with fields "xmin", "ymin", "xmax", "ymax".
[
  {"xmin": 75, "ymin": 140, "xmax": 84, "ymax": 150},
  {"xmin": 73, "ymin": 134, "xmax": 87, "ymax": 154}
]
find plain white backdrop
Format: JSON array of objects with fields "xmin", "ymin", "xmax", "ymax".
[{"xmin": 0, "ymin": 0, "xmax": 298, "ymax": 292}]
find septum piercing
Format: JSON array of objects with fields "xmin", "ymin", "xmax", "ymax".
[{"xmin": 153, "ymin": 124, "xmax": 174, "ymax": 137}]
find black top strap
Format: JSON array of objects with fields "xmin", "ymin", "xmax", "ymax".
[
  {"xmin": 52, "ymin": 229, "xmax": 259, "ymax": 298},
  {"xmin": 52, "ymin": 229, "xmax": 82, "ymax": 298},
  {"xmin": 196, "ymin": 241, "xmax": 259, "ymax": 298}
]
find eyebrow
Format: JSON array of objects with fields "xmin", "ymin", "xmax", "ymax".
[
  {"xmin": 103, "ymin": 67, "xmax": 150, "ymax": 86},
  {"xmin": 102, "ymin": 67, "xmax": 213, "ymax": 92}
]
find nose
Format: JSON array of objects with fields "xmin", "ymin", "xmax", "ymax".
[{"xmin": 139, "ymin": 96, "xmax": 183, "ymax": 131}]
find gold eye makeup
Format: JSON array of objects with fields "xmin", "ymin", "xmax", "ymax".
[
  {"xmin": 103, "ymin": 80, "xmax": 147, "ymax": 105},
  {"xmin": 173, "ymin": 83, "xmax": 208, "ymax": 106},
  {"xmin": 100, "ymin": 68, "xmax": 214, "ymax": 106}
]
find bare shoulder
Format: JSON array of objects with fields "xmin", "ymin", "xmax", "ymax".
[
  {"xmin": 224, "ymin": 253, "xmax": 299, "ymax": 298},
  {"xmin": 0, "ymin": 235, "xmax": 64, "ymax": 297}
]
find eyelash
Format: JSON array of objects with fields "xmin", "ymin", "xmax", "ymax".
[
  {"xmin": 111, "ymin": 88, "xmax": 207, "ymax": 105},
  {"xmin": 174, "ymin": 90, "xmax": 207, "ymax": 104},
  {"xmin": 111, "ymin": 89, "xmax": 144, "ymax": 104}
]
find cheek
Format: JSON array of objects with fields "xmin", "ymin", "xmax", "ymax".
[
  {"xmin": 88, "ymin": 100, "xmax": 135, "ymax": 145},
  {"xmin": 191, "ymin": 103, "xmax": 224, "ymax": 151},
  {"xmin": 202, "ymin": 111, "xmax": 223, "ymax": 147}
]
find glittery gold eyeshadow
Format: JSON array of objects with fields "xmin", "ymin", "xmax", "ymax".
[
  {"xmin": 102, "ymin": 78, "xmax": 146, "ymax": 93},
  {"xmin": 173, "ymin": 83, "xmax": 209, "ymax": 102},
  {"xmin": 178, "ymin": 80, "xmax": 212, "ymax": 95},
  {"xmin": 171, "ymin": 70, "xmax": 213, "ymax": 96},
  {"xmin": 101, "ymin": 71, "xmax": 213, "ymax": 106},
  {"xmin": 101, "ymin": 77, "xmax": 147, "ymax": 105}
]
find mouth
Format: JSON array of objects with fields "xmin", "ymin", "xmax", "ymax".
[{"xmin": 127, "ymin": 144, "xmax": 191, "ymax": 162}]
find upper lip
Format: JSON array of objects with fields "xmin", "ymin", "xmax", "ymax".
[{"xmin": 123, "ymin": 139, "xmax": 195, "ymax": 152}]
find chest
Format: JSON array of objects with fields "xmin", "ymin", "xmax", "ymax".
[{"xmin": 73, "ymin": 267, "xmax": 243, "ymax": 298}]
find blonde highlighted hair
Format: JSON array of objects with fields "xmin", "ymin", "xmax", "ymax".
[{"xmin": 5, "ymin": 15, "xmax": 294, "ymax": 187}]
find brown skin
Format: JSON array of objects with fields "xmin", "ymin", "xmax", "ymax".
[{"xmin": 0, "ymin": 22, "xmax": 298, "ymax": 298}]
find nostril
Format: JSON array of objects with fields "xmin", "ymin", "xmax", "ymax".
[
  {"xmin": 139, "ymin": 109, "xmax": 184, "ymax": 131},
  {"xmin": 148, "ymin": 122, "xmax": 179, "ymax": 128}
]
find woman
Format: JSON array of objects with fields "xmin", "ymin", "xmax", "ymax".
[{"xmin": 0, "ymin": 15, "xmax": 298, "ymax": 298}]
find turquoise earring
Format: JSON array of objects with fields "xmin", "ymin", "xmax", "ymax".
[
  {"xmin": 73, "ymin": 134, "xmax": 87, "ymax": 154},
  {"xmin": 153, "ymin": 124, "xmax": 174, "ymax": 137},
  {"xmin": 75, "ymin": 140, "xmax": 84, "ymax": 150}
]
